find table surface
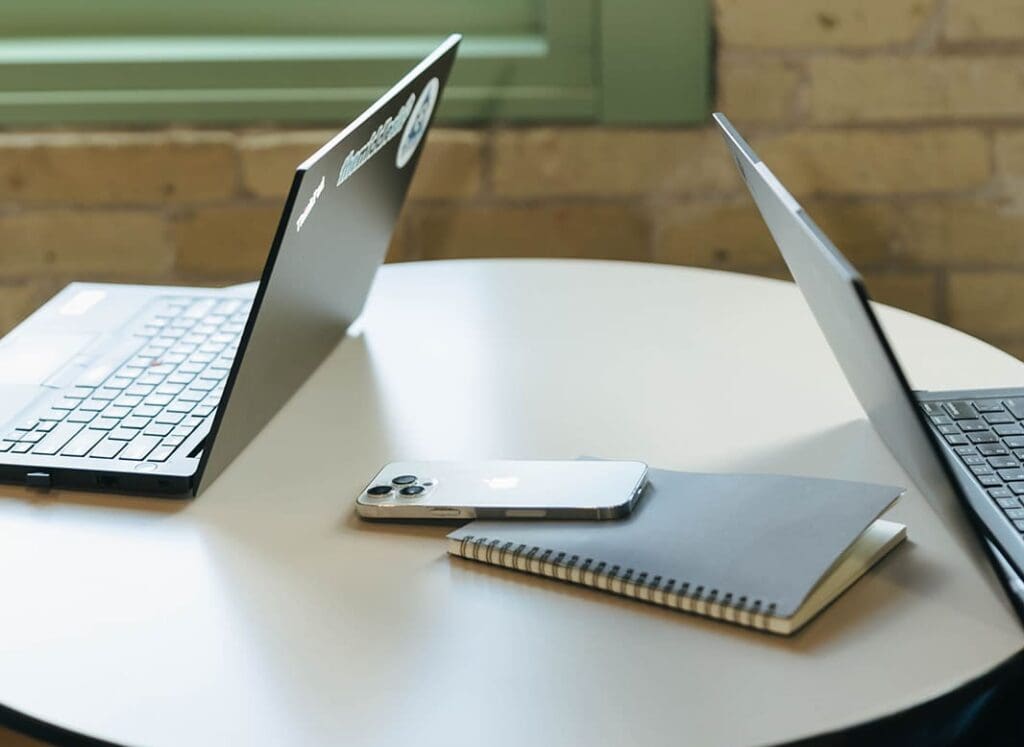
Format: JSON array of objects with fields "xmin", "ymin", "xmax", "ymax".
[{"xmin": 2, "ymin": 259, "xmax": 1024, "ymax": 747}]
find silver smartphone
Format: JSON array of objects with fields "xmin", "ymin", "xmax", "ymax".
[{"xmin": 355, "ymin": 460, "xmax": 648, "ymax": 521}]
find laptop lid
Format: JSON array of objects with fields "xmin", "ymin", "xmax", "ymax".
[
  {"xmin": 713, "ymin": 112, "xmax": 1024, "ymax": 619},
  {"xmin": 193, "ymin": 34, "xmax": 461, "ymax": 495}
]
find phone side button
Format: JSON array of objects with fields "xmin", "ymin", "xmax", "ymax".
[
  {"xmin": 429, "ymin": 508, "xmax": 461, "ymax": 517},
  {"xmin": 505, "ymin": 509, "xmax": 546, "ymax": 518}
]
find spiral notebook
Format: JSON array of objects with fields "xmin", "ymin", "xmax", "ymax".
[{"xmin": 447, "ymin": 468, "xmax": 906, "ymax": 635}]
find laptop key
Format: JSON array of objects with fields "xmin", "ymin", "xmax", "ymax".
[
  {"xmin": 978, "ymin": 473, "xmax": 1003, "ymax": 487},
  {"xmin": 155, "ymin": 412, "xmax": 183, "ymax": 425},
  {"xmin": 133, "ymin": 404, "xmax": 161, "ymax": 418},
  {"xmin": 61, "ymin": 429, "xmax": 104, "ymax": 457},
  {"xmin": 998, "ymin": 498, "xmax": 1020, "ymax": 510},
  {"xmin": 90, "ymin": 438, "xmax": 126, "ymax": 459},
  {"xmin": 193, "ymin": 405, "xmax": 215, "ymax": 418},
  {"xmin": 102, "ymin": 405, "xmax": 132, "ymax": 420},
  {"xmin": 119, "ymin": 435, "xmax": 161, "ymax": 461},
  {"xmin": 963, "ymin": 455, "xmax": 986, "ymax": 465},
  {"xmin": 999, "ymin": 469, "xmax": 1024, "ymax": 482},
  {"xmin": 1015, "ymin": 520, "xmax": 1024, "ymax": 532},
  {"xmin": 984, "ymin": 412, "xmax": 1015, "ymax": 425},
  {"xmin": 143, "ymin": 423, "xmax": 173, "ymax": 437},
  {"xmin": 955, "ymin": 445, "xmax": 978, "ymax": 456},
  {"xmin": 113, "ymin": 395, "xmax": 143, "ymax": 408},
  {"xmin": 10, "ymin": 443, "xmax": 31, "ymax": 454},
  {"xmin": 144, "ymin": 394, "xmax": 173, "ymax": 407},
  {"xmin": 946, "ymin": 434, "xmax": 970, "ymax": 445},
  {"xmin": 108, "ymin": 428, "xmax": 136, "ymax": 441},
  {"xmin": 1009, "ymin": 482, "xmax": 1024, "ymax": 496},
  {"xmin": 32, "ymin": 422, "xmax": 83, "ymax": 455},
  {"xmin": 980, "ymin": 444, "xmax": 1010, "ymax": 456},
  {"xmin": 51, "ymin": 396, "xmax": 79, "ymax": 410},
  {"xmin": 973, "ymin": 400, "xmax": 1007, "ymax": 413},
  {"xmin": 989, "ymin": 456, "xmax": 1018, "ymax": 469},
  {"xmin": 19, "ymin": 431, "xmax": 45, "ymax": 444},
  {"xmin": 1007, "ymin": 508, "xmax": 1024, "ymax": 520},
  {"xmin": 971, "ymin": 464, "xmax": 994, "ymax": 475},
  {"xmin": 968, "ymin": 431, "xmax": 998, "ymax": 444},
  {"xmin": 1006, "ymin": 399, "xmax": 1024, "ymax": 419},
  {"xmin": 166, "ymin": 400, "xmax": 195, "ymax": 414},
  {"xmin": 958, "ymin": 419, "xmax": 987, "ymax": 432},
  {"xmin": 992, "ymin": 487, "xmax": 1014, "ymax": 499},
  {"xmin": 146, "ymin": 445, "xmax": 175, "ymax": 462},
  {"xmin": 66, "ymin": 410, "xmax": 96, "ymax": 424},
  {"xmin": 944, "ymin": 401, "xmax": 977, "ymax": 420},
  {"xmin": 995, "ymin": 424, "xmax": 1024, "ymax": 437},
  {"xmin": 88, "ymin": 418, "xmax": 119, "ymax": 431},
  {"xmin": 37, "ymin": 421, "xmax": 56, "ymax": 433},
  {"xmin": 122, "ymin": 416, "xmax": 150, "ymax": 429}
]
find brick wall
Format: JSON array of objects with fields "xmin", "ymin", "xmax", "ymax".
[{"xmin": 2, "ymin": 0, "xmax": 1024, "ymax": 357}]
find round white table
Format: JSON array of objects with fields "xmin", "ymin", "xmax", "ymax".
[{"xmin": 2, "ymin": 259, "xmax": 1023, "ymax": 746}]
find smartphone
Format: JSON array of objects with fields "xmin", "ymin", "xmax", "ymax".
[{"xmin": 355, "ymin": 460, "xmax": 648, "ymax": 521}]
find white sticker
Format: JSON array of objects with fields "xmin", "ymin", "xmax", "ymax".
[{"xmin": 395, "ymin": 77, "xmax": 439, "ymax": 169}]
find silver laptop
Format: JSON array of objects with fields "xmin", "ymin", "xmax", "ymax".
[
  {"xmin": 0, "ymin": 34, "xmax": 460, "ymax": 497},
  {"xmin": 715, "ymin": 112, "xmax": 1024, "ymax": 620}
]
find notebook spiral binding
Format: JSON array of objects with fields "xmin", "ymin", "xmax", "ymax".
[{"xmin": 455, "ymin": 535, "xmax": 780, "ymax": 631}]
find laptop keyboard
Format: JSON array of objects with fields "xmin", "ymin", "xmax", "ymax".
[
  {"xmin": 922, "ymin": 397, "xmax": 1024, "ymax": 532},
  {"xmin": 0, "ymin": 296, "xmax": 251, "ymax": 464}
]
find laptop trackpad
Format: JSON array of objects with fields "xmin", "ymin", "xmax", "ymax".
[{"xmin": 0, "ymin": 333, "xmax": 96, "ymax": 386}]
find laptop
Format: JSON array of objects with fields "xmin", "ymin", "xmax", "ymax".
[
  {"xmin": 715, "ymin": 112, "xmax": 1024, "ymax": 619},
  {"xmin": 0, "ymin": 34, "xmax": 461, "ymax": 497}
]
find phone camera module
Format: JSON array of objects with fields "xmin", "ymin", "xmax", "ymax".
[
  {"xmin": 367, "ymin": 485, "xmax": 393, "ymax": 496},
  {"xmin": 399, "ymin": 485, "xmax": 425, "ymax": 497},
  {"xmin": 392, "ymin": 475, "xmax": 417, "ymax": 486}
]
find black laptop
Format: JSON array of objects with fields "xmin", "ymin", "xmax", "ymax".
[
  {"xmin": 0, "ymin": 35, "xmax": 460, "ymax": 497},
  {"xmin": 716, "ymin": 112, "xmax": 1024, "ymax": 619}
]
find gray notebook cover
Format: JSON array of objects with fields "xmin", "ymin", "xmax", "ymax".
[{"xmin": 448, "ymin": 469, "xmax": 904, "ymax": 618}]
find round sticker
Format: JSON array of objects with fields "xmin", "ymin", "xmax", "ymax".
[{"xmin": 396, "ymin": 77, "xmax": 439, "ymax": 168}]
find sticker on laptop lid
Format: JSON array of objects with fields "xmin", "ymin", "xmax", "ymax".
[{"xmin": 396, "ymin": 77, "xmax": 438, "ymax": 169}]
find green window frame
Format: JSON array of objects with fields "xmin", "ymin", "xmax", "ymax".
[{"xmin": 0, "ymin": 0, "xmax": 710, "ymax": 125}]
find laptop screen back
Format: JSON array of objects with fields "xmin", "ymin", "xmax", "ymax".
[
  {"xmin": 194, "ymin": 35, "xmax": 460, "ymax": 494},
  {"xmin": 712, "ymin": 112, "xmax": 1006, "ymax": 579}
]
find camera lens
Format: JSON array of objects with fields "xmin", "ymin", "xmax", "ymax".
[
  {"xmin": 367, "ymin": 485, "xmax": 392, "ymax": 496},
  {"xmin": 392, "ymin": 475, "xmax": 417, "ymax": 485},
  {"xmin": 399, "ymin": 485, "xmax": 425, "ymax": 496}
]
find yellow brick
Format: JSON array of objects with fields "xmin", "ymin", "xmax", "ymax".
[
  {"xmin": 949, "ymin": 272, "xmax": 1024, "ymax": 339},
  {"xmin": 174, "ymin": 204, "xmax": 281, "ymax": 278},
  {"xmin": 716, "ymin": 58, "xmax": 802, "ymax": 124},
  {"xmin": 385, "ymin": 211, "xmax": 417, "ymax": 263},
  {"xmin": 861, "ymin": 271, "xmax": 939, "ymax": 319},
  {"xmin": 0, "ymin": 282, "xmax": 47, "ymax": 335},
  {"xmin": 945, "ymin": 0, "xmax": 1024, "ymax": 42},
  {"xmin": 715, "ymin": 0, "xmax": 936, "ymax": 48},
  {"xmin": 492, "ymin": 128, "xmax": 741, "ymax": 198},
  {"xmin": 240, "ymin": 128, "xmax": 483, "ymax": 200},
  {"xmin": 810, "ymin": 56, "xmax": 1024, "ymax": 124},
  {"xmin": 0, "ymin": 210, "xmax": 172, "ymax": 276},
  {"xmin": 407, "ymin": 130, "xmax": 484, "ymax": 200},
  {"xmin": 238, "ymin": 131, "xmax": 335, "ymax": 199},
  {"xmin": 898, "ymin": 200, "xmax": 1024, "ymax": 266},
  {"xmin": 414, "ymin": 204, "xmax": 651, "ymax": 261},
  {"xmin": 654, "ymin": 201, "xmax": 788, "ymax": 271},
  {"xmin": 756, "ymin": 129, "xmax": 990, "ymax": 194},
  {"xmin": 992, "ymin": 339, "xmax": 1024, "ymax": 363},
  {"xmin": 655, "ymin": 199, "xmax": 900, "ymax": 270},
  {"xmin": 0, "ymin": 132, "xmax": 237, "ymax": 205}
]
